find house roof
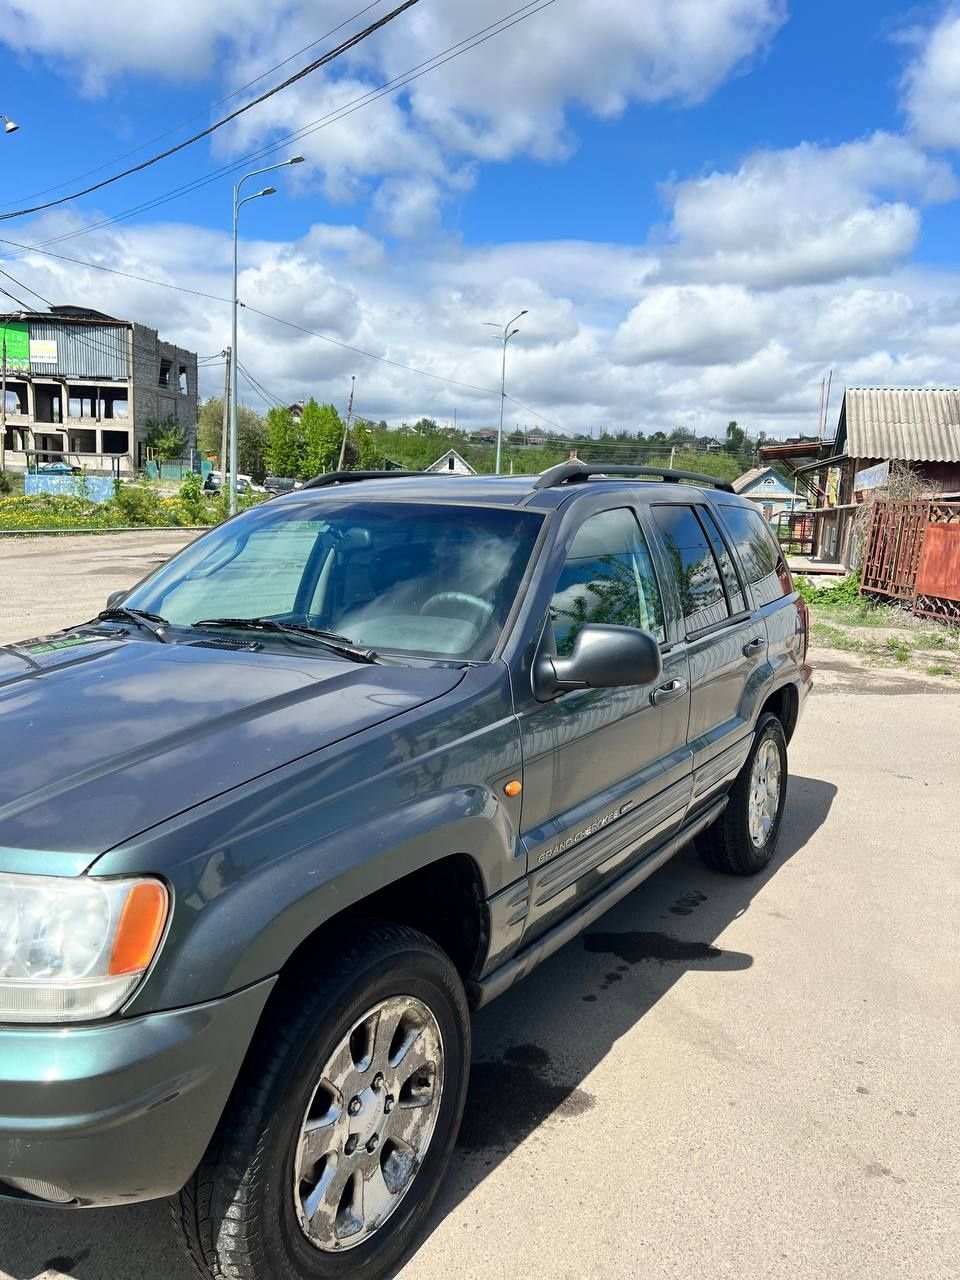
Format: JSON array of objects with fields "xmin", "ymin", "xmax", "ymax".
[
  {"xmin": 732, "ymin": 466, "xmax": 792, "ymax": 494},
  {"xmin": 425, "ymin": 448, "xmax": 477, "ymax": 475},
  {"xmin": 837, "ymin": 387, "xmax": 960, "ymax": 463}
]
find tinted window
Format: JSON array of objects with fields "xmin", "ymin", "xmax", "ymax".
[
  {"xmin": 699, "ymin": 507, "xmax": 747, "ymax": 614},
  {"xmin": 716, "ymin": 504, "xmax": 791, "ymax": 606},
  {"xmin": 651, "ymin": 505, "xmax": 729, "ymax": 633},
  {"xmin": 124, "ymin": 500, "xmax": 543, "ymax": 660},
  {"xmin": 550, "ymin": 508, "xmax": 665, "ymax": 656}
]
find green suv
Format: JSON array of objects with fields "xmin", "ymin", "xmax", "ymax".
[{"xmin": 0, "ymin": 462, "xmax": 811, "ymax": 1279}]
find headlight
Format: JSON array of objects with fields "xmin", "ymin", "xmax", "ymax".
[{"xmin": 0, "ymin": 874, "xmax": 169, "ymax": 1023}]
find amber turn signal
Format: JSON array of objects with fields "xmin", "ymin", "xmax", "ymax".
[
  {"xmin": 109, "ymin": 881, "xmax": 169, "ymax": 976},
  {"xmin": 504, "ymin": 780, "xmax": 522, "ymax": 797}
]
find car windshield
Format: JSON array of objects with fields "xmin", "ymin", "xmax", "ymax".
[{"xmin": 123, "ymin": 498, "xmax": 544, "ymax": 660}]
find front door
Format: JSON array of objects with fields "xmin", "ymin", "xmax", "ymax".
[{"xmin": 516, "ymin": 506, "xmax": 693, "ymax": 944}]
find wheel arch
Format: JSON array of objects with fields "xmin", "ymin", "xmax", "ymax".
[{"xmin": 759, "ymin": 681, "xmax": 800, "ymax": 743}]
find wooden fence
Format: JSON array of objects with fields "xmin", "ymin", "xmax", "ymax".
[{"xmin": 861, "ymin": 499, "xmax": 960, "ymax": 621}]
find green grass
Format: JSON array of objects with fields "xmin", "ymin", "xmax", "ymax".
[
  {"xmin": 811, "ymin": 622, "xmax": 864, "ymax": 652},
  {"xmin": 884, "ymin": 635, "xmax": 911, "ymax": 663},
  {"xmin": 926, "ymin": 663, "xmax": 954, "ymax": 677}
]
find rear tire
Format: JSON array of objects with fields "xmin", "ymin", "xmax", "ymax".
[
  {"xmin": 697, "ymin": 712, "xmax": 788, "ymax": 875},
  {"xmin": 172, "ymin": 923, "xmax": 470, "ymax": 1280}
]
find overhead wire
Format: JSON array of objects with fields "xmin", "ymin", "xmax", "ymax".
[
  {"xmin": 0, "ymin": 1, "xmax": 389, "ymax": 212},
  {"xmin": 27, "ymin": 1, "xmax": 560, "ymax": 252},
  {"xmin": 0, "ymin": 0, "xmax": 422, "ymax": 224}
]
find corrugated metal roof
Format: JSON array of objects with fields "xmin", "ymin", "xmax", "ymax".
[
  {"xmin": 27, "ymin": 319, "xmax": 128, "ymax": 379},
  {"xmin": 842, "ymin": 387, "xmax": 960, "ymax": 463}
]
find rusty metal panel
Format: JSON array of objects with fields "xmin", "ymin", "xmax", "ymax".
[
  {"xmin": 915, "ymin": 524, "xmax": 960, "ymax": 603},
  {"xmin": 861, "ymin": 499, "xmax": 930, "ymax": 599}
]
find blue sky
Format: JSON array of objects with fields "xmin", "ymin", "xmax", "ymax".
[{"xmin": 1, "ymin": 1, "xmax": 959, "ymax": 437}]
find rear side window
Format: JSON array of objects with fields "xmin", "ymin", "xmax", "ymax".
[
  {"xmin": 698, "ymin": 507, "xmax": 747, "ymax": 615},
  {"xmin": 651, "ymin": 505, "xmax": 729, "ymax": 634},
  {"xmin": 550, "ymin": 508, "xmax": 665, "ymax": 655},
  {"xmin": 715, "ymin": 504, "xmax": 792, "ymax": 606}
]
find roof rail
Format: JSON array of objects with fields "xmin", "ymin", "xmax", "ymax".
[
  {"xmin": 301, "ymin": 470, "xmax": 428, "ymax": 489},
  {"xmin": 532, "ymin": 460, "xmax": 736, "ymax": 494}
]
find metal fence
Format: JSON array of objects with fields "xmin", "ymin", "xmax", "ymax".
[{"xmin": 861, "ymin": 498, "xmax": 960, "ymax": 621}]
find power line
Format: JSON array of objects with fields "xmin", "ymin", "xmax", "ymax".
[
  {"xmin": 27, "ymin": 1, "xmax": 559, "ymax": 253},
  {"xmin": 236, "ymin": 359, "xmax": 285, "ymax": 408},
  {"xmin": 0, "ymin": 0, "xmax": 422, "ymax": 224},
  {"xmin": 0, "ymin": 244, "xmax": 563, "ymax": 429},
  {"xmin": 0, "ymin": 267, "xmax": 52, "ymax": 307},
  {"xmin": 0, "ymin": 2, "xmax": 389, "ymax": 213}
]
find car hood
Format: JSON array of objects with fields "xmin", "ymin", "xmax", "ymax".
[{"xmin": 0, "ymin": 632, "xmax": 465, "ymax": 866}]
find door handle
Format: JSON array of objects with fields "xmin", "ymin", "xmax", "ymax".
[
  {"xmin": 743, "ymin": 636, "xmax": 766, "ymax": 656},
  {"xmin": 651, "ymin": 678, "xmax": 688, "ymax": 706}
]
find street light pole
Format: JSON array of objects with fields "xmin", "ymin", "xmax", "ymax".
[
  {"xmin": 230, "ymin": 156, "xmax": 304, "ymax": 515},
  {"xmin": 484, "ymin": 310, "xmax": 527, "ymax": 475}
]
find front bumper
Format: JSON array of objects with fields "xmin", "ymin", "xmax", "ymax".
[{"xmin": 0, "ymin": 978, "xmax": 274, "ymax": 1207}]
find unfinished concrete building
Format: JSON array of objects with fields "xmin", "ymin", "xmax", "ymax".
[{"xmin": 1, "ymin": 305, "xmax": 198, "ymax": 473}]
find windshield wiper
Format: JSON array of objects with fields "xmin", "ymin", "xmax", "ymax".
[
  {"xmin": 191, "ymin": 617, "xmax": 380, "ymax": 664},
  {"xmin": 97, "ymin": 606, "xmax": 170, "ymax": 642}
]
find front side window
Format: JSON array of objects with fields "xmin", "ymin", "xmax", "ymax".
[
  {"xmin": 123, "ymin": 500, "xmax": 543, "ymax": 660},
  {"xmin": 651, "ymin": 505, "xmax": 729, "ymax": 634},
  {"xmin": 715, "ymin": 503, "xmax": 792, "ymax": 606},
  {"xmin": 549, "ymin": 508, "xmax": 665, "ymax": 657}
]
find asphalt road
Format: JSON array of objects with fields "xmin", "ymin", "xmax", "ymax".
[{"xmin": 0, "ymin": 535, "xmax": 958, "ymax": 1280}]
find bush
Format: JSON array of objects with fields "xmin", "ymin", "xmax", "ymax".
[
  {"xmin": 0, "ymin": 471, "xmax": 11, "ymax": 495},
  {"xmin": 109, "ymin": 485, "xmax": 168, "ymax": 526},
  {"xmin": 178, "ymin": 472, "xmax": 207, "ymax": 524}
]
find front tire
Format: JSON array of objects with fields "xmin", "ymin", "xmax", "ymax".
[
  {"xmin": 172, "ymin": 923, "xmax": 470, "ymax": 1280},
  {"xmin": 697, "ymin": 712, "xmax": 788, "ymax": 875}
]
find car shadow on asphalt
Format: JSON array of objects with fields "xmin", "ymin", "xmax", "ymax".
[
  {"xmin": 409, "ymin": 771, "xmax": 838, "ymax": 1272},
  {"xmin": 0, "ymin": 774, "xmax": 836, "ymax": 1280}
]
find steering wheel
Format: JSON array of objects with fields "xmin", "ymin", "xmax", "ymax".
[{"xmin": 419, "ymin": 592, "xmax": 494, "ymax": 632}]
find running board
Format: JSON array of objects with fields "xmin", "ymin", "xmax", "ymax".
[{"xmin": 469, "ymin": 798, "xmax": 727, "ymax": 1009}]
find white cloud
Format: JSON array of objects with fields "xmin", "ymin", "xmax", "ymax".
[
  {"xmin": 0, "ymin": 0, "xmax": 266, "ymax": 93},
  {"xmin": 660, "ymin": 133, "xmax": 958, "ymax": 287},
  {"xmin": 10, "ymin": 208, "xmax": 960, "ymax": 446},
  {"xmin": 0, "ymin": 0, "xmax": 785, "ymax": 226},
  {"xmin": 901, "ymin": 6, "xmax": 960, "ymax": 150},
  {"xmin": 611, "ymin": 285, "xmax": 766, "ymax": 366}
]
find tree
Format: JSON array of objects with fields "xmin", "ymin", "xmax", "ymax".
[
  {"xmin": 197, "ymin": 397, "xmax": 267, "ymax": 479},
  {"xmin": 301, "ymin": 399, "xmax": 344, "ymax": 479},
  {"xmin": 725, "ymin": 420, "xmax": 747, "ymax": 454},
  {"xmin": 145, "ymin": 419, "xmax": 186, "ymax": 461},
  {"xmin": 413, "ymin": 417, "xmax": 440, "ymax": 435},
  {"xmin": 353, "ymin": 420, "xmax": 384, "ymax": 469},
  {"xmin": 265, "ymin": 407, "xmax": 303, "ymax": 478}
]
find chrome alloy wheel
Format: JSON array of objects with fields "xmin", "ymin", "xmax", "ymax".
[
  {"xmin": 293, "ymin": 995, "xmax": 444, "ymax": 1253},
  {"xmin": 748, "ymin": 738, "xmax": 781, "ymax": 848}
]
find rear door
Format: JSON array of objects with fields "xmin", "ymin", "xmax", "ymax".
[
  {"xmin": 712, "ymin": 501, "xmax": 804, "ymax": 688},
  {"xmin": 517, "ymin": 505, "xmax": 692, "ymax": 943},
  {"xmin": 646, "ymin": 502, "xmax": 762, "ymax": 810}
]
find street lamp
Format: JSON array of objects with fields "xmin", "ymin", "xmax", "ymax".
[
  {"xmin": 2, "ymin": 116, "xmax": 19, "ymax": 135},
  {"xmin": 484, "ymin": 310, "xmax": 527, "ymax": 475},
  {"xmin": 229, "ymin": 155, "xmax": 304, "ymax": 515}
]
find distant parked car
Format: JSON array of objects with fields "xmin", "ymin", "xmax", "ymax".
[
  {"xmin": 264, "ymin": 475, "xmax": 301, "ymax": 495},
  {"xmin": 202, "ymin": 471, "xmax": 264, "ymax": 495}
]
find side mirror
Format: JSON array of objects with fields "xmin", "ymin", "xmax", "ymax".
[
  {"xmin": 105, "ymin": 588, "xmax": 128, "ymax": 610},
  {"xmin": 534, "ymin": 624, "xmax": 663, "ymax": 701}
]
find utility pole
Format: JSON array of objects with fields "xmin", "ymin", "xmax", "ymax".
[
  {"xmin": 219, "ymin": 347, "xmax": 231, "ymax": 481},
  {"xmin": 337, "ymin": 375, "xmax": 355, "ymax": 471},
  {"xmin": 668, "ymin": 446, "xmax": 676, "ymax": 469}
]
